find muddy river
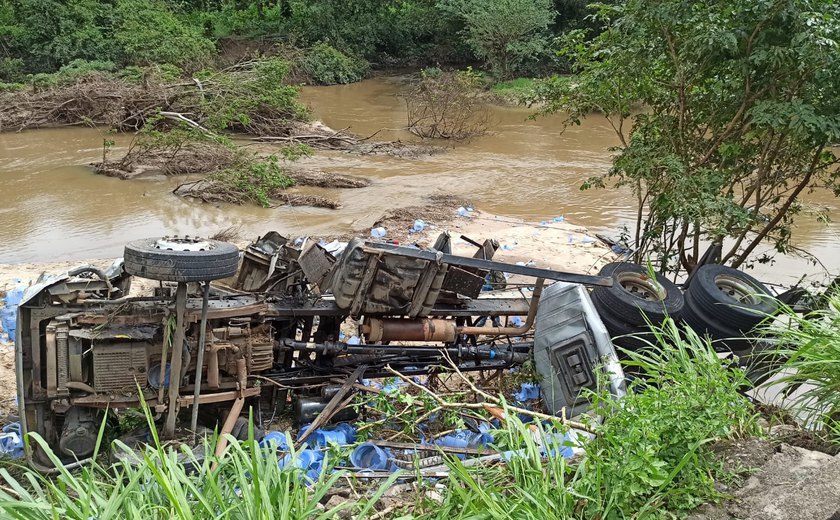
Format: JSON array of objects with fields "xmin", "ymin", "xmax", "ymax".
[{"xmin": 1, "ymin": 76, "xmax": 837, "ymax": 285}]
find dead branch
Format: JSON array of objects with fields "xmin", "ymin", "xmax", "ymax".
[{"xmin": 383, "ymin": 365, "xmax": 595, "ymax": 434}]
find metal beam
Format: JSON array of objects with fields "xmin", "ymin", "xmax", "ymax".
[{"xmin": 363, "ymin": 244, "xmax": 613, "ymax": 287}]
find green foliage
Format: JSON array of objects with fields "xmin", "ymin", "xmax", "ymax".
[
  {"xmin": 439, "ymin": 0, "xmax": 556, "ymax": 79},
  {"xmin": 283, "ymin": 0, "xmax": 462, "ymax": 63},
  {"xmin": 0, "ymin": 57, "xmax": 23, "ymax": 82},
  {"xmin": 764, "ymin": 294, "xmax": 840, "ymax": 441},
  {"xmin": 577, "ymin": 321, "xmax": 759, "ymax": 516},
  {"xmin": 0, "ymin": 400, "xmax": 398, "ymax": 518},
  {"xmin": 0, "ymin": 81, "xmax": 24, "ymax": 92},
  {"xmin": 4, "ymin": 0, "xmax": 116, "ymax": 72},
  {"xmin": 538, "ymin": 0, "xmax": 840, "ymax": 274},
  {"xmin": 198, "ymin": 0, "xmax": 286, "ymax": 38},
  {"xmin": 302, "ymin": 42, "xmax": 369, "ymax": 85},
  {"xmin": 490, "ymin": 77, "xmax": 537, "ymax": 104},
  {"xmin": 212, "ymin": 153, "xmax": 296, "ymax": 207},
  {"xmin": 197, "ymin": 57, "xmax": 309, "ymax": 134},
  {"xmin": 421, "ymin": 416, "xmax": 577, "ymax": 518},
  {"xmin": 114, "ymin": 0, "xmax": 215, "ymax": 70},
  {"xmin": 116, "ymin": 63, "xmax": 184, "ymax": 84},
  {"xmin": 423, "ymin": 320, "xmax": 759, "ymax": 518}
]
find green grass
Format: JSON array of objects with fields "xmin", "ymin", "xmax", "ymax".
[
  {"xmin": 489, "ymin": 77, "xmax": 538, "ymax": 104},
  {"xmin": 762, "ymin": 294, "xmax": 840, "ymax": 440},
  {"xmin": 0, "ymin": 404, "xmax": 397, "ymax": 519}
]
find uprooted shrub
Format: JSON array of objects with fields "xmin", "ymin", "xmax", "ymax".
[
  {"xmin": 95, "ymin": 118, "xmax": 236, "ymax": 178},
  {"xmin": 95, "ymin": 119, "xmax": 315, "ymax": 207},
  {"xmin": 0, "ymin": 57, "xmax": 308, "ymax": 136},
  {"xmin": 196, "ymin": 58, "xmax": 310, "ymax": 135},
  {"xmin": 404, "ymin": 67, "xmax": 490, "ymax": 140},
  {"xmin": 302, "ymin": 43, "xmax": 369, "ymax": 85}
]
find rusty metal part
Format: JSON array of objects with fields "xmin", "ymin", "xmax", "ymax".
[
  {"xmin": 190, "ymin": 282, "xmax": 211, "ymax": 435},
  {"xmin": 362, "ymin": 318, "xmax": 458, "ymax": 342},
  {"xmin": 363, "ymin": 243, "xmax": 613, "ymax": 287},
  {"xmin": 163, "ymin": 282, "xmax": 187, "ymax": 439},
  {"xmin": 65, "ymin": 381, "xmax": 96, "ymax": 393},
  {"xmin": 458, "ymin": 278, "xmax": 544, "ymax": 336},
  {"xmin": 298, "ymin": 243, "xmax": 336, "ymax": 289},
  {"xmin": 283, "ymin": 339, "xmax": 530, "ymax": 364},
  {"xmin": 296, "ymin": 365, "xmax": 367, "ymax": 447},
  {"xmin": 207, "ymin": 343, "xmax": 222, "ymax": 389},
  {"xmin": 212, "ymin": 358, "xmax": 249, "ymax": 466},
  {"xmin": 265, "ymin": 297, "xmax": 533, "ymax": 317},
  {"xmin": 177, "ymin": 387, "xmax": 260, "ymax": 407},
  {"xmin": 212, "ymin": 396, "xmax": 245, "ymax": 463},
  {"xmin": 45, "ymin": 323, "xmax": 57, "ymax": 396},
  {"xmin": 67, "ymin": 265, "xmax": 114, "ymax": 297}
]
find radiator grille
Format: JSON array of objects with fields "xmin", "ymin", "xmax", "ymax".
[{"xmin": 92, "ymin": 343, "xmax": 148, "ymax": 392}]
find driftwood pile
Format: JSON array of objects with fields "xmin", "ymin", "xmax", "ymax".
[{"xmin": 0, "ymin": 75, "xmax": 188, "ymax": 132}]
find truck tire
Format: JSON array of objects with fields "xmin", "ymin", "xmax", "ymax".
[
  {"xmin": 681, "ymin": 291, "xmax": 754, "ymax": 354},
  {"xmin": 593, "ymin": 296, "xmax": 654, "ymax": 351},
  {"xmin": 124, "ymin": 236, "xmax": 239, "ymax": 282},
  {"xmin": 592, "ymin": 262, "xmax": 684, "ymax": 325},
  {"xmin": 685, "ymin": 264, "xmax": 776, "ymax": 333}
]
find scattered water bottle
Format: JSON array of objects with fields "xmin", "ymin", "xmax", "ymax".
[
  {"xmin": 370, "ymin": 227, "xmax": 386, "ymax": 238},
  {"xmin": 410, "ymin": 219, "xmax": 427, "ymax": 233}
]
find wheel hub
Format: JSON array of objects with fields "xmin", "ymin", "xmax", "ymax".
[
  {"xmin": 714, "ymin": 275, "xmax": 758, "ymax": 304},
  {"xmin": 617, "ymin": 272, "xmax": 666, "ymax": 301},
  {"xmin": 155, "ymin": 236, "xmax": 212, "ymax": 252}
]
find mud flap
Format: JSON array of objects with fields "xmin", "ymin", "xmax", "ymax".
[{"xmin": 533, "ymin": 282, "xmax": 626, "ymax": 418}]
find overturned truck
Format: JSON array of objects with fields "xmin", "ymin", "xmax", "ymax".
[{"xmin": 14, "ymin": 232, "xmax": 625, "ymax": 468}]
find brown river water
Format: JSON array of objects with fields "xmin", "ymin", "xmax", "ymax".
[{"xmin": 1, "ymin": 76, "xmax": 838, "ymax": 285}]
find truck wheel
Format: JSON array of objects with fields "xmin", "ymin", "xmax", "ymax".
[
  {"xmin": 593, "ymin": 297, "xmax": 655, "ymax": 351},
  {"xmin": 685, "ymin": 264, "xmax": 776, "ymax": 332},
  {"xmin": 124, "ymin": 236, "xmax": 239, "ymax": 282},
  {"xmin": 681, "ymin": 291, "xmax": 753, "ymax": 354},
  {"xmin": 592, "ymin": 262, "xmax": 684, "ymax": 325}
]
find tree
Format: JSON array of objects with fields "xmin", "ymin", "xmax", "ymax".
[
  {"xmin": 439, "ymin": 0, "xmax": 556, "ymax": 79},
  {"xmin": 538, "ymin": 0, "xmax": 840, "ymax": 274},
  {"xmin": 5, "ymin": 0, "xmax": 116, "ymax": 72},
  {"xmin": 114, "ymin": 0, "xmax": 215, "ymax": 69}
]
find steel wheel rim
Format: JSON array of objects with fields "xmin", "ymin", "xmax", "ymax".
[
  {"xmin": 155, "ymin": 236, "xmax": 213, "ymax": 252},
  {"xmin": 714, "ymin": 274, "xmax": 759, "ymax": 305},
  {"xmin": 616, "ymin": 272, "xmax": 666, "ymax": 302}
]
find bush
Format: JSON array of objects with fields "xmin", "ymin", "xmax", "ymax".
[
  {"xmin": 439, "ymin": 0, "xmax": 556, "ymax": 79},
  {"xmin": 764, "ymin": 294, "xmax": 840, "ymax": 441},
  {"xmin": 116, "ymin": 64, "xmax": 183, "ymax": 84},
  {"xmin": 4, "ymin": 0, "xmax": 116, "ymax": 73},
  {"xmin": 0, "ymin": 82, "xmax": 24, "ymax": 93},
  {"xmin": 212, "ymin": 154, "xmax": 296, "ymax": 207},
  {"xmin": 57, "ymin": 58, "xmax": 116, "ymax": 77},
  {"xmin": 114, "ymin": 0, "xmax": 215, "ymax": 70},
  {"xmin": 405, "ymin": 67, "xmax": 490, "ymax": 140},
  {"xmin": 25, "ymin": 59, "xmax": 117, "ymax": 91},
  {"xmin": 0, "ymin": 57, "xmax": 23, "ymax": 82},
  {"xmin": 0, "ymin": 401, "xmax": 398, "ymax": 518},
  {"xmin": 197, "ymin": 57, "xmax": 310, "ymax": 134},
  {"xmin": 302, "ymin": 43, "xmax": 369, "ymax": 85}
]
